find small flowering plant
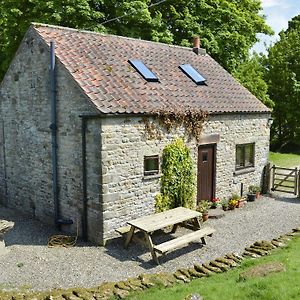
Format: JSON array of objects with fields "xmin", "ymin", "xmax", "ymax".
[{"xmin": 210, "ymin": 197, "xmax": 220, "ymax": 208}]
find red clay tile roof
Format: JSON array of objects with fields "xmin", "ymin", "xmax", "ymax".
[{"xmin": 33, "ymin": 24, "xmax": 270, "ymax": 115}]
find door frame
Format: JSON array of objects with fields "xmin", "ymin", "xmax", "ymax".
[{"xmin": 197, "ymin": 143, "xmax": 216, "ymax": 203}]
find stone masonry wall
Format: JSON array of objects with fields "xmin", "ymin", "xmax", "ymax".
[
  {"xmin": 0, "ymin": 28, "xmax": 103, "ymax": 243},
  {"xmin": 101, "ymin": 113, "xmax": 270, "ymax": 241}
]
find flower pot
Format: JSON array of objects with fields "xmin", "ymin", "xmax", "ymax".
[
  {"xmin": 202, "ymin": 213, "xmax": 209, "ymax": 222},
  {"xmin": 247, "ymin": 193, "xmax": 256, "ymax": 202},
  {"xmin": 237, "ymin": 199, "xmax": 246, "ymax": 208},
  {"xmin": 222, "ymin": 205, "xmax": 228, "ymax": 211},
  {"xmin": 255, "ymin": 192, "xmax": 261, "ymax": 199}
]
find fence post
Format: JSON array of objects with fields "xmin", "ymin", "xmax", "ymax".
[
  {"xmin": 294, "ymin": 167, "xmax": 298, "ymax": 196},
  {"xmin": 298, "ymin": 169, "xmax": 300, "ymax": 198},
  {"xmin": 271, "ymin": 164, "xmax": 276, "ymax": 192},
  {"xmin": 262, "ymin": 162, "xmax": 271, "ymax": 194}
]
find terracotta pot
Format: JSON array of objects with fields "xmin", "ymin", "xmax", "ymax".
[
  {"xmin": 202, "ymin": 213, "xmax": 209, "ymax": 222},
  {"xmin": 256, "ymin": 192, "xmax": 261, "ymax": 199}
]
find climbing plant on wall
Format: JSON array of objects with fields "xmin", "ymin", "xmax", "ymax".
[
  {"xmin": 155, "ymin": 138, "xmax": 196, "ymax": 212},
  {"xmin": 143, "ymin": 108, "xmax": 209, "ymax": 142}
]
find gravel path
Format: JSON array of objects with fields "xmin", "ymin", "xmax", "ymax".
[{"xmin": 0, "ymin": 194, "xmax": 299, "ymax": 292}]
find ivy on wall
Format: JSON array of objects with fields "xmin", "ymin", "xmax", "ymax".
[
  {"xmin": 143, "ymin": 108, "xmax": 209, "ymax": 142},
  {"xmin": 155, "ymin": 138, "xmax": 196, "ymax": 212}
]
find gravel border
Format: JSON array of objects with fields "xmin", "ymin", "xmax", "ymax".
[{"xmin": 0, "ymin": 193, "xmax": 299, "ymax": 292}]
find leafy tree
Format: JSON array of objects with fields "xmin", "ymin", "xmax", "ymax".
[
  {"xmin": 0, "ymin": 0, "xmax": 105, "ymax": 80},
  {"xmin": 233, "ymin": 53, "xmax": 274, "ymax": 108},
  {"xmin": 266, "ymin": 14, "xmax": 300, "ymax": 150},
  {"xmin": 0, "ymin": 0, "xmax": 272, "ymax": 80},
  {"xmin": 104, "ymin": 0, "xmax": 272, "ymax": 72}
]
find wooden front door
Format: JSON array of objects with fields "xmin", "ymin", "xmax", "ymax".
[{"xmin": 197, "ymin": 144, "xmax": 216, "ymax": 202}]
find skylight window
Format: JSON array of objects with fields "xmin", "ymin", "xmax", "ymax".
[
  {"xmin": 128, "ymin": 59, "xmax": 159, "ymax": 82},
  {"xmin": 179, "ymin": 64, "xmax": 206, "ymax": 85}
]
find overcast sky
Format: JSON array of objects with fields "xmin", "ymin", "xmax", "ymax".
[{"xmin": 252, "ymin": 0, "xmax": 300, "ymax": 53}]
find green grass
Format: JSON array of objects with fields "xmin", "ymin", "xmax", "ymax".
[
  {"xmin": 123, "ymin": 236, "xmax": 300, "ymax": 300},
  {"xmin": 269, "ymin": 152, "xmax": 300, "ymax": 168}
]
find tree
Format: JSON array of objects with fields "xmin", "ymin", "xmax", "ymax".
[
  {"xmin": 104, "ymin": 0, "xmax": 272, "ymax": 72},
  {"xmin": 0, "ymin": 0, "xmax": 272, "ymax": 80},
  {"xmin": 233, "ymin": 53, "xmax": 274, "ymax": 108},
  {"xmin": 0, "ymin": 0, "xmax": 105, "ymax": 80},
  {"xmin": 266, "ymin": 14, "xmax": 300, "ymax": 150}
]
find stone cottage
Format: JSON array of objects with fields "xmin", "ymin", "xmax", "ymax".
[{"xmin": 0, "ymin": 24, "xmax": 271, "ymax": 244}]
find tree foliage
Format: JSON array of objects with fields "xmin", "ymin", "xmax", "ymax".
[
  {"xmin": 104, "ymin": 0, "xmax": 272, "ymax": 72},
  {"xmin": 233, "ymin": 53, "xmax": 274, "ymax": 108},
  {"xmin": 266, "ymin": 14, "xmax": 300, "ymax": 150},
  {"xmin": 0, "ymin": 0, "xmax": 105, "ymax": 80},
  {"xmin": 0, "ymin": 0, "xmax": 272, "ymax": 80}
]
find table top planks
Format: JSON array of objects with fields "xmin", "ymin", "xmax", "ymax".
[{"xmin": 127, "ymin": 207, "xmax": 201, "ymax": 233}]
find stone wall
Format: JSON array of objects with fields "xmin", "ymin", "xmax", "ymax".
[
  {"xmin": 0, "ymin": 28, "xmax": 103, "ymax": 243},
  {"xmin": 100, "ymin": 113, "xmax": 270, "ymax": 241}
]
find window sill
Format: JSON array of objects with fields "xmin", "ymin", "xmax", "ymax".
[
  {"xmin": 143, "ymin": 174, "xmax": 161, "ymax": 180},
  {"xmin": 234, "ymin": 167, "xmax": 255, "ymax": 176}
]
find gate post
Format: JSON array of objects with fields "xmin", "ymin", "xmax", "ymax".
[
  {"xmin": 298, "ymin": 169, "xmax": 300, "ymax": 198},
  {"xmin": 262, "ymin": 162, "xmax": 271, "ymax": 194},
  {"xmin": 294, "ymin": 167, "xmax": 298, "ymax": 196},
  {"xmin": 271, "ymin": 164, "xmax": 276, "ymax": 192}
]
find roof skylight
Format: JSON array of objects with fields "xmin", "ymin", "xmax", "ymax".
[
  {"xmin": 179, "ymin": 64, "xmax": 206, "ymax": 85},
  {"xmin": 128, "ymin": 59, "xmax": 159, "ymax": 82}
]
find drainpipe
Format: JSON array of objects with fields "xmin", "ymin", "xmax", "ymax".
[
  {"xmin": 81, "ymin": 117, "xmax": 88, "ymax": 241},
  {"xmin": 50, "ymin": 41, "xmax": 73, "ymax": 229}
]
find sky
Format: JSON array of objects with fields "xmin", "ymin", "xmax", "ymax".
[{"xmin": 252, "ymin": 0, "xmax": 300, "ymax": 53}]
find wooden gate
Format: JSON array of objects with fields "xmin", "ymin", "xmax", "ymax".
[{"xmin": 271, "ymin": 165, "xmax": 300, "ymax": 196}]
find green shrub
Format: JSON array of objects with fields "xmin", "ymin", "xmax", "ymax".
[
  {"xmin": 155, "ymin": 193, "xmax": 171, "ymax": 213},
  {"xmin": 158, "ymin": 138, "xmax": 196, "ymax": 210}
]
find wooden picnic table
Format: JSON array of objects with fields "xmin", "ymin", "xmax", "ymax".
[{"xmin": 124, "ymin": 207, "xmax": 215, "ymax": 264}]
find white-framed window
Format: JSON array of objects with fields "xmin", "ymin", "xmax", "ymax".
[
  {"xmin": 236, "ymin": 143, "xmax": 255, "ymax": 170},
  {"xmin": 144, "ymin": 155, "xmax": 159, "ymax": 176}
]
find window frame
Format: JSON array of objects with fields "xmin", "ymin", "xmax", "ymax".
[
  {"xmin": 235, "ymin": 143, "xmax": 255, "ymax": 170},
  {"xmin": 144, "ymin": 155, "xmax": 160, "ymax": 176}
]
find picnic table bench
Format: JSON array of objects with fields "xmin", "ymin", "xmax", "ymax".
[{"xmin": 120, "ymin": 207, "xmax": 215, "ymax": 264}]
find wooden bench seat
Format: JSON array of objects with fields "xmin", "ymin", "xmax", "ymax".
[
  {"xmin": 153, "ymin": 227, "xmax": 215, "ymax": 255},
  {"xmin": 115, "ymin": 225, "xmax": 131, "ymax": 235}
]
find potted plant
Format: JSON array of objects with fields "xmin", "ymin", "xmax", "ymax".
[
  {"xmin": 221, "ymin": 198, "xmax": 229, "ymax": 211},
  {"xmin": 228, "ymin": 193, "xmax": 240, "ymax": 210},
  {"xmin": 196, "ymin": 200, "xmax": 211, "ymax": 221},
  {"xmin": 210, "ymin": 197, "xmax": 220, "ymax": 209},
  {"xmin": 248, "ymin": 185, "xmax": 261, "ymax": 200}
]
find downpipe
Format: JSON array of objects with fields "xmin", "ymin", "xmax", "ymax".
[{"xmin": 50, "ymin": 41, "xmax": 73, "ymax": 229}]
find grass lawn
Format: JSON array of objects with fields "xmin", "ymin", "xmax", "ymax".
[
  {"xmin": 269, "ymin": 152, "xmax": 300, "ymax": 168},
  {"xmin": 122, "ymin": 236, "xmax": 300, "ymax": 300}
]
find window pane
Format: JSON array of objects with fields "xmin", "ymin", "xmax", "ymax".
[
  {"xmin": 236, "ymin": 143, "xmax": 255, "ymax": 170},
  {"xmin": 144, "ymin": 155, "xmax": 159, "ymax": 175},
  {"xmin": 245, "ymin": 144, "xmax": 254, "ymax": 167},
  {"xmin": 236, "ymin": 146, "xmax": 244, "ymax": 168}
]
